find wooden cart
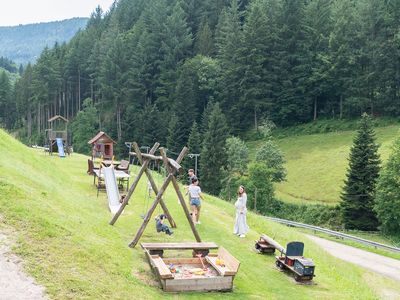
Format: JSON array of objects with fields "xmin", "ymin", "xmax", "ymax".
[
  {"xmin": 275, "ymin": 241, "xmax": 315, "ymax": 282},
  {"xmin": 142, "ymin": 242, "xmax": 240, "ymax": 292}
]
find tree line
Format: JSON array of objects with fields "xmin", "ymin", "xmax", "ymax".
[{"xmin": 2, "ymin": 0, "xmax": 399, "ymax": 145}]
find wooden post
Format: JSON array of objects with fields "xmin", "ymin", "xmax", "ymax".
[
  {"xmin": 109, "ymin": 142, "xmax": 159, "ymax": 225},
  {"xmin": 159, "ymin": 148, "xmax": 201, "ymax": 242},
  {"xmin": 128, "ymin": 146, "xmax": 188, "ymax": 248},
  {"xmin": 133, "ymin": 143, "xmax": 176, "ymax": 228}
]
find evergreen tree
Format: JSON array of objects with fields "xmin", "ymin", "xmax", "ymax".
[
  {"xmin": 166, "ymin": 113, "xmax": 181, "ymax": 154},
  {"xmin": 187, "ymin": 121, "xmax": 201, "ymax": 154},
  {"xmin": 182, "ymin": 121, "xmax": 202, "ymax": 176},
  {"xmin": 0, "ymin": 71, "xmax": 12, "ymax": 128},
  {"xmin": 329, "ymin": 0, "xmax": 364, "ymax": 118},
  {"xmin": 273, "ymin": 0, "xmax": 311, "ymax": 124},
  {"xmin": 374, "ymin": 137, "xmax": 400, "ymax": 234},
  {"xmin": 156, "ymin": 0, "xmax": 193, "ymax": 109},
  {"xmin": 194, "ymin": 18, "xmax": 214, "ymax": 56},
  {"xmin": 238, "ymin": 0, "xmax": 277, "ymax": 130},
  {"xmin": 215, "ymin": 0, "xmax": 243, "ymax": 132},
  {"xmin": 304, "ymin": 0, "xmax": 333, "ymax": 120},
  {"xmin": 340, "ymin": 113, "xmax": 380, "ymax": 231},
  {"xmin": 200, "ymin": 103, "xmax": 229, "ymax": 195}
]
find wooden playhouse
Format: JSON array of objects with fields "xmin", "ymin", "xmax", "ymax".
[{"xmin": 88, "ymin": 131, "xmax": 116, "ymax": 160}]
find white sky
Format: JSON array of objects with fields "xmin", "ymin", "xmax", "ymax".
[{"xmin": 0, "ymin": 0, "xmax": 116, "ymax": 26}]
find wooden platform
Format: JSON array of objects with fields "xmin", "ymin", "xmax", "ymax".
[{"xmin": 142, "ymin": 242, "xmax": 240, "ymax": 292}]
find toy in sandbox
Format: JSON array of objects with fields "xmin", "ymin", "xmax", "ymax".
[
  {"xmin": 109, "ymin": 142, "xmax": 241, "ymax": 292},
  {"xmin": 256, "ymin": 234, "xmax": 315, "ymax": 282},
  {"xmin": 45, "ymin": 115, "xmax": 70, "ymax": 157}
]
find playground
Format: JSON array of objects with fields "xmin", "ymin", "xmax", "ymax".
[{"xmin": 0, "ymin": 129, "xmax": 399, "ymax": 299}]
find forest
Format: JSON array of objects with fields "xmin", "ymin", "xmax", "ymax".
[{"xmin": 1, "ymin": 0, "xmax": 400, "ymax": 174}]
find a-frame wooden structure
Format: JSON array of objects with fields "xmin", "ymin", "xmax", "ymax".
[{"xmin": 109, "ymin": 142, "xmax": 201, "ymax": 248}]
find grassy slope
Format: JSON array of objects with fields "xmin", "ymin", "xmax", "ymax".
[
  {"xmin": 0, "ymin": 129, "xmax": 398, "ymax": 299},
  {"xmin": 247, "ymin": 125, "xmax": 400, "ymax": 205}
]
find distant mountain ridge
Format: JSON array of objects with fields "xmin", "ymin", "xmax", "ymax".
[{"xmin": 0, "ymin": 18, "xmax": 88, "ymax": 65}]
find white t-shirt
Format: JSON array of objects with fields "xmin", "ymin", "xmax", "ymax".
[{"xmin": 188, "ymin": 185, "xmax": 201, "ymax": 198}]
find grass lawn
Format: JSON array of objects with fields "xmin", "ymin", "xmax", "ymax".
[
  {"xmin": 247, "ymin": 125, "xmax": 400, "ymax": 205},
  {"xmin": 0, "ymin": 129, "xmax": 399, "ymax": 299}
]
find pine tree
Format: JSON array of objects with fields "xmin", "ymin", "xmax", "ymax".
[
  {"xmin": 215, "ymin": 0, "xmax": 243, "ymax": 132},
  {"xmin": 166, "ymin": 113, "xmax": 181, "ymax": 154},
  {"xmin": 194, "ymin": 18, "xmax": 214, "ymax": 56},
  {"xmin": 375, "ymin": 137, "xmax": 400, "ymax": 234},
  {"xmin": 0, "ymin": 71, "xmax": 12, "ymax": 128},
  {"xmin": 182, "ymin": 121, "xmax": 202, "ymax": 176},
  {"xmin": 340, "ymin": 113, "xmax": 380, "ymax": 231},
  {"xmin": 156, "ymin": 0, "xmax": 193, "ymax": 109},
  {"xmin": 200, "ymin": 103, "xmax": 229, "ymax": 195}
]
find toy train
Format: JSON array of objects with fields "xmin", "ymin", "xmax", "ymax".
[{"xmin": 255, "ymin": 235, "xmax": 315, "ymax": 282}]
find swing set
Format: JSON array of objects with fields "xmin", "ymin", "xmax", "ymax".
[
  {"xmin": 110, "ymin": 141, "xmax": 241, "ymax": 292},
  {"xmin": 109, "ymin": 142, "xmax": 201, "ymax": 248}
]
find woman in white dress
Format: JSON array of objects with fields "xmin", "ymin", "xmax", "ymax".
[{"xmin": 234, "ymin": 185, "xmax": 249, "ymax": 238}]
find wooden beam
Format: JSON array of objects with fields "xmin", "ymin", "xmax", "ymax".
[
  {"xmin": 141, "ymin": 242, "xmax": 218, "ymax": 250},
  {"xmin": 133, "ymin": 142, "xmax": 176, "ymax": 228},
  {"xmin": 109, "ymin": 142, "xmax": 159, "ymax": 225},
  {"xmin": 129, "ymin": 146, "xmax": 188, "ymax": 248},
  {"xmin": 129, "ymin": 152, "xmax": 183, "ymax": 173}
]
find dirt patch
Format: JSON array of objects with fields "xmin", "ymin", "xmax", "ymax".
[{"xmin": 0, "ymin": 228, "xmax": 48, "ymax": 300}]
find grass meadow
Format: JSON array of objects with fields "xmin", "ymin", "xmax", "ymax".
[
  {"xmin": 247, "ymin": 125, "xmax": 400, "ymax": 205},
  {"xmin": 0, "ymin": 129, "xmax": 399, "ymax": 298}
]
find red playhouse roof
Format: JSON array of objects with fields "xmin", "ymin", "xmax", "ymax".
[{"xmin": 88, "ymin": 131, "xmax": 117, "ymax": 144}]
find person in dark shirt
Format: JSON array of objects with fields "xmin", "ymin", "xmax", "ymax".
[
  {"xmin": 155, "ymin": 214, "xmax": 173, "ymax": 235},
  {"xmin": 188, "ymin": 169, "xmax": 197, "ymax": 185}
]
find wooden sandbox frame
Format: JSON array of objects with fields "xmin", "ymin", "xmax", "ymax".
[{"xmin": 142, "ymin": 242, "xmax": 240, "ymax": 292}]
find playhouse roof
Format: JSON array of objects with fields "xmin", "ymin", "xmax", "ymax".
[
  {"xmin": 88, "ymin": 131, "xmax": 117, "ymax": 145},
  {"xmin": 48, "ymin": 115, "xmax": 68, "ymax": 123}
]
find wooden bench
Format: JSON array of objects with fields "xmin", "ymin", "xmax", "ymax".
[
  {"xmin": 141, "ymin": 242, "xmax": 219, "ymax": 257},
  {"xmin": 150, "ymin": 255, "xmax": 173, "ymax": 279},
  {"xmin": 205, "ymin": 247, "xmax": 240, "ymax": 276}
]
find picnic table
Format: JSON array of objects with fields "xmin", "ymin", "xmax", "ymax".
[{"xmin": 93, "ymin": 168, "xmax": 130, "ymax": 192}]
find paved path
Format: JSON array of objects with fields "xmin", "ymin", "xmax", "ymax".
[
  {"xmin": 306, "ymin": 234, "xmax": 400, "ymax": 282},
  {"xmin": 0, "ymin": 232, "xmax": 47, "ymax": 300}
]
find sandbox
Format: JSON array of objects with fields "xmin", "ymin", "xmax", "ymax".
[{"xmin": 141, "ymin": 242, "xmax": 240, "ymax": 292}]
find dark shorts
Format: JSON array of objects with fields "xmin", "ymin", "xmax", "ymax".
[{"xmin": 190, "ymin": 198, "xmax": 201, "ymax": 207}]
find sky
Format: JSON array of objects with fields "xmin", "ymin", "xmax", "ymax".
[{"xmin": 0, "ymin": 0, "xmax": 116, "ymax": 26}]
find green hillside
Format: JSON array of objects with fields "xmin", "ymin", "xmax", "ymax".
[
  {"xmin": 0, "ymin": 129, "xmax": 398, "ymax": 299},
  {"xmin": 248, "ymin": 125, "xmax": 400, "ymax": 205}
]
